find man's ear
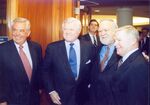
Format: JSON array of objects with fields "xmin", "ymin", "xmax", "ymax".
[{"xmin": 27, "ymin": 30, "xmax": 31, "ymax": 36}]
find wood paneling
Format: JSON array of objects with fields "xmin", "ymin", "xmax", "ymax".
[{"xmin": 17, "ymin": 0, "xmax": 74, "ymax": 51}]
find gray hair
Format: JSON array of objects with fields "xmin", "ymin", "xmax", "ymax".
[
  {"xmin": 62, "ymin": 17, "xmax": 81, "ymax": 32},
  {"xmin": 12, "ymin": 17, "xmax": 31, "ymax": 30},
  {"xmin": 99, "ymin": 19, "xmax": 118, "ymax": 29},
  {"xmin": 116, "ymin": 25, "xmax": 139, "ymax": 41}
]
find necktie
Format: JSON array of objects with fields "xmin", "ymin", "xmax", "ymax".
[
  {"xmin": 19, "ymin": 46, "xmax": 32, "ymax": 80},
  {"xmin": 69, "ymin": 43, "xmax": 77, "ymax": 78},
  {"xmin": 100, "ymin": 46, "xmax": 110, "ymax": 72},
  {"xmin": 118, "ymin": 58, "xmax": 123, "ymax": 68},
  {"xmin": 93, "ymin": 36, "xmax": 97, "ymax": 46}
]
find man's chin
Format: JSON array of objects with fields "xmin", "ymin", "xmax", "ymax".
[
  {"xmin": 101, "ymin": 41, "xmax": 109, "ymax": 45},
  {"xmin": 65, "ymin": 39, "xmax": 75, "ymax": 42}
]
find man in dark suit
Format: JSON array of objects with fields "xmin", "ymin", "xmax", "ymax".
[
  {"xmin": 42, "ymin": 17, "xmax": 96, "ymax": 105},
  {"xmin": 90, "ymin": 19, "xmax": 120, "ymax": 105},
  {"xmin": 139, "ymin": 28, "xmax": 149, "ymax": 55},
  {"xmin": 0, "ymin": 17, "xmax": 43, "ymax": 105},
  {"xmin": 139, "ymin": 28, "xmax": 149, "ymax": 62},
  {"xmin": 111, "ymin": 25, "xmax": 148, "ymax": 105},
  {"xmin": 79, "ymin": 19, "xmax": 101, "ymax": 50}
]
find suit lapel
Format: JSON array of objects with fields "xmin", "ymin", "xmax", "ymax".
[
  {"xmin": 27, "ymin": 41, "xmax": 37, "ymax": 81},
  {"xmin": 58, "ymin": 41, "xmax": 75, "ymax": 80},
  {"xmin": 86, "ymin": 34, "xmax": 91, "ymax": 41},
  {"xmin": 86, "ymin": 34, "xmax": 93, "ymax": 44},
  {"xmin": 78, "ymin": 41, "xmax": 87, "ymax": 80},
  {"xmin": 105, "ymin": 49, "xmax": 119, "ymax": 71},
  {"xmin": 118, "ymin": 50, "xmax": 141, "ymax": 72},
  {"xmin": 9, "ymin": 40, "xmax": 29, "ymax": 82}
]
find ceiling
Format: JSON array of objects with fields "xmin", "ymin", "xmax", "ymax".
[
  {"xmin": 0, "ymin": 0, "xmax": 149, "ymax": 18},
  {"xmin": 80, "ymin": 0, "xmax": 150, "ymax": 18}
]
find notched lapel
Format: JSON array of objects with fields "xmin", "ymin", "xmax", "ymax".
[
  {"xmin": 117, "ymin": 50, "xmax": 140, "ymax": 72},
  {"xmin": 58, "ymin": 41, "xmax": 75, "ymax": 80},
  {"xmin": 105, "ymin": 50, "xmax": 119, "ymax": 71},
  {"xmin": 28, "ymin": 41, "xmax": 37, "ymax": 81},
  {"xmin": 9, "ymin": 41, "xmax": 29, "ymax": 82}
]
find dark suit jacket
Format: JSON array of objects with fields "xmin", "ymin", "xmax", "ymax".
[
  {"xmin": 79, "ymin": 33, "xmax": 101, "ymax": 46},
  {"xmin": 90, "ymin": 46, "xmax": 120, "ymax": 105},
  {"xmin": 0, "ymin": 40, "xmax": 43, "ymax": 105},
  {"xmin": 139, "ymin": 36, "xmax": 149, "ymax": 55},
  {"xmin": 111, "ymin": 50, "xmax": 148, "ymax": 105},
  {"xmin": 42, "ymin": 40, "xmax": 96, "ymax": 105},
  {"xmin": 79, "ymin": 33, "xmax": 101, "ymax": 53}
]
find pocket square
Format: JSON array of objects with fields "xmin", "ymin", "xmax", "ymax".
[{"xmin": 85, "ymin": 60, "xmax": 91, "ymax": 64}]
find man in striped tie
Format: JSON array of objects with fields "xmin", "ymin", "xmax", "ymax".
[
  {"xmin": 112, "ymin": 25, "xmax": 148, "ymax": 105},
  {"xmin": 0, "ymin": 17, "xmax": 42, "ymax": 105},
  {"xmin": 90, "ymin": 19, "xmax": 120, "ymax": 105}
]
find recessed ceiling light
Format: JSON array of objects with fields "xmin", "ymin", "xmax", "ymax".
[{"xmin": 94, "ymin": 10, "xmax": 100, "ymax": 12}]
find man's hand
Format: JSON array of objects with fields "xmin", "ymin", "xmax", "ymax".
[
  {"xmin": 142, "ymin": 52, "xmax": 149, "ymax": 61},
  {"xmin": 49, "ymin": 91, "xmax": 61, "ymax": 105}
]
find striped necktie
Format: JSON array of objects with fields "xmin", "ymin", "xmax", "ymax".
[
  {"xmin": 118, "ymin": 58, "xmax": 123, "ymax": 68},
  {"xmin": 93, "ymin": 36, "xmax": 97, "ymax": 46},
  {"xmin": 100, "ymin": 46, "xmax": 110, "ymax": 72},
  {"xmin": 19, "ymin": 46, "xmax": 32, "ymax": 81}
]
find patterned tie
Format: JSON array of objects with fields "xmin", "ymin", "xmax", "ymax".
[
  {"xmin": 19, "ymin": 46, "xmax": 32, "ymax": 80},
  {"xmin": 69, "ymin": 43, "xmax": 77, "ymax": 78},
  {"xmin": 118, "ymin": 58, "xmax": 123, "ymax": 68},
  {"xmin": 100, "ymin": 46, "xmax": 110, "ymax": 72}
]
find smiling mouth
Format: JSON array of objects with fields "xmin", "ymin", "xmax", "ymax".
[{"xmin": 14, "ymin": 37, "xmax": 22, "ymax": 40}]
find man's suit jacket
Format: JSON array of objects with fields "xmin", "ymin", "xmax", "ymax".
[
  {"xmin": 111, "ymin": 50, "xmax": 148, "ymax": 105},
  {"xmin": 90, "ymin": 45, "xmax": 120, "ymax": 105},
  {"xmin": 79, "ymin": 33, "xmax": 101, "ymax": 45},
  {"xmin": 0, "ymin": 40, "xmax": 43, "ymax": 105},
  {"xmin": 139, "ymin": 36, "xmax": 149, "ymax": 55},
  {"xmin": 79, "ymin": 33, "xmax": 101, "ymax": 52},
  {"xmin": 42, "ymin": 40, "xmax": 96, "ymax": 105}
]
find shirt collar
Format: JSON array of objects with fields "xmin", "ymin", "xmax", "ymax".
[
  {"xmin": 65, "ymin": 39, "xmax": 79, "ymax": 46},
  {"xmin": 14, "ymin": 41, "xmax": 28, "ymax": 48},
  {"xmin": 122, "ymin": 48, "xmax": 139, "ymax": 62}
]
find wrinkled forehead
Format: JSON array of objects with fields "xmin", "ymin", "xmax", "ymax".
[
  {"xmin": 99, "ymin": 20, "xmax": 117, "ymax": 29},
  {"xmin": 12, "ymin": 22, "xmax": 26, "ymax": 28},
  {"xmin": 63, "ymin": 22, "xmax": 81, "ymax": 32}
]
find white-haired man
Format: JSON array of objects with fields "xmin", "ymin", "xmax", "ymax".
[
  {"xmin": 111, "ymin": 25, "xmax": 148, "ymax": 105},
  {"xmin": 42, "ymin": 17, "xmax": 96, "ymax": 105},
  {"xmin": 90, "ymin": 19, "xmax": 120, "ymax": 105},
  {"xmin": 0, "ymin": 17, "xmax": 42, "ymax": 105}
]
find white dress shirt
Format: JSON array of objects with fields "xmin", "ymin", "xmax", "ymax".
[
  {"xmin": 89, "ymin": 32, "xmax": 97, "ymax": 45},
  {"xmin": 14, "ymin": 41, "xmax": 33, "ymax": 69}
]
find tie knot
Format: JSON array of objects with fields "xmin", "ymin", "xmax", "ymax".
[
  {"xmin": 119, "ymin": 58, "xmax": 123, "ymax": 63},
  {"xmin": 70, "ymin": 43, "xmax": 74, "ymax": 47},
  {"xmin": 19, "ymin": 45, "xmax": 23, "ymax": 49},
  {"xmin": 106, "ymin": 46, "xmax": 110, "ymax": 50},
  {"xmin": 93, "ymin": 35, "xmax": 95, "ymax": 39}
]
